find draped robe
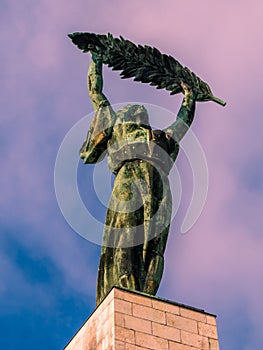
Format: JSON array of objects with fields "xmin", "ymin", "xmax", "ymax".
[{"xmin": 80, "ymin": 101, "xmax": 195, "ymax": 305}]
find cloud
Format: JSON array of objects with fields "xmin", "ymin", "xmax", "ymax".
[{"xmin": 1, "ymin": 0, "xmax": 263, "ymax": 349}]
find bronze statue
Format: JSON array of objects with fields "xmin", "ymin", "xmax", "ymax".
[{"xmin": 69, "ymin": 33, "xmax": 225, "ymax": 305}]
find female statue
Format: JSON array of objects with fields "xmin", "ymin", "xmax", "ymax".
[{"xmin": 80, "ymin": 54, "xmax": 198, "ymax": 305}]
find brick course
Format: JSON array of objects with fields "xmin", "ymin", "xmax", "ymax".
[{"xmin": 64, "ymin": 287, "xmax": 220, "ymax": 350}]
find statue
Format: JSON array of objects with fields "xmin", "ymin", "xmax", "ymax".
[{"xmin": 68, "ymin": 33, "xmax": 226, "ymax": 305}]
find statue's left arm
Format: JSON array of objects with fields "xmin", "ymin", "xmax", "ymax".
[{"xmin": 163, "ymin": 82, "xmax": 196, "ymax": 143}]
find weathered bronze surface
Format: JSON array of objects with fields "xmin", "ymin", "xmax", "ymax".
[{"xmin": 69, "ymin": 34, "xmax": 225, "ymax": 305}]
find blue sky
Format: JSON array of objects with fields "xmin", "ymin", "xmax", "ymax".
[{"xmin": 1, "ymin": 1, "xmax": 263, "ymax": 349}]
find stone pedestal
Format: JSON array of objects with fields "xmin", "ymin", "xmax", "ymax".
[{"xmin": 64, "ymin": 287, "xmax": 220, "ymax": 350}]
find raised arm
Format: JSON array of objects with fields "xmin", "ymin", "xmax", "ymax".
[
  {"xmin": 163, "ymin": 82, "xmax": 196, "ymax": 143},
  {"xmin": 80, "ymin": 54, "xmax": 116, "ymax": 164},
  {"xmin": 88, "ymin": 53, "xmax": 110, "ymax": 110}
]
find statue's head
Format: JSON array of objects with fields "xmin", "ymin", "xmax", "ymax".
[{"xmin": 116, "ymin": 104, "xmax": 149, "ymax": 126}]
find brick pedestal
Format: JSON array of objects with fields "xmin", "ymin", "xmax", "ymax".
[{"xmin": 64, "ymin": 287, "xmax": 220, "ymax": 350}]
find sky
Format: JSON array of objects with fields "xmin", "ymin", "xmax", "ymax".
[{"xmin": 1, "ymin": 0, "xmax": 263, "ymax": 349}]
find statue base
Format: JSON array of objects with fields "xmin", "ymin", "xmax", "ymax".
[{"xmin": 64, "ymin": 287, "xmax": 220, "ymax": 350}]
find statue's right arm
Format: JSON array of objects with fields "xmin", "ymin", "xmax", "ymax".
[
  {"xmin": 88, "ymin": 54, "xmax": 110, "ymax": 110},
  {"xmin": 80, "ymin": 55, "xmax": 116, "ymax": 164}
]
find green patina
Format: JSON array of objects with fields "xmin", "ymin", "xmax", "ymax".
[
  {"xmin": 80, "ymin": 58, "xmax": 196, "ymax": 305},
  {"xmin": 68, "ymin": 33, "xmax": 226, "ymax": 305}
]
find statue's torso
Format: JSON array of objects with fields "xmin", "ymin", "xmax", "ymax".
[{"xmin": 107, "ymin": 122, "xmax": 179, "ymax": 175}]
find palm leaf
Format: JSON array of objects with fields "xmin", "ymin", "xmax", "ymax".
[{"xmin": 68, "ymin": 32, "xmax": 226, "ymax": 106}]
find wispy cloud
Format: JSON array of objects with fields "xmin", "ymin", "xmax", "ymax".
[{"xmin": 1, "ymin": 0, "xmax": 263, "ymax": 349}]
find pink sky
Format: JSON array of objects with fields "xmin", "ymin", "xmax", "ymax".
[{"xmin": 1, "ymin": 1, "xmax": 263, "ymax": 349}]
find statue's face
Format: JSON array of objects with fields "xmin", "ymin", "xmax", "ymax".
[
  {"xmin": 133, "ymin": 107, "xmax": 149, "ymax": 125},
  {"xmin": 118, "ymin": 104, "xmax": 149, "ymax": 126}
]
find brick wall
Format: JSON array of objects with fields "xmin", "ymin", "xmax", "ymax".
[{"xmin": 64, "ymin": 287, "xmax": 220, "ymax": 350}]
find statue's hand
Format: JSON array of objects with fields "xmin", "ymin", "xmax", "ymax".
[
  {"xmin": 180, "ymin": 81, "xmax": 196, "ymax": 107},
  {"xmin": 180, "ymin": 81, "xmax": 195, "ymax": 98},
  {"xmin": 91, "ymin": 51, "xmax": 103, "ymax": 65}
]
